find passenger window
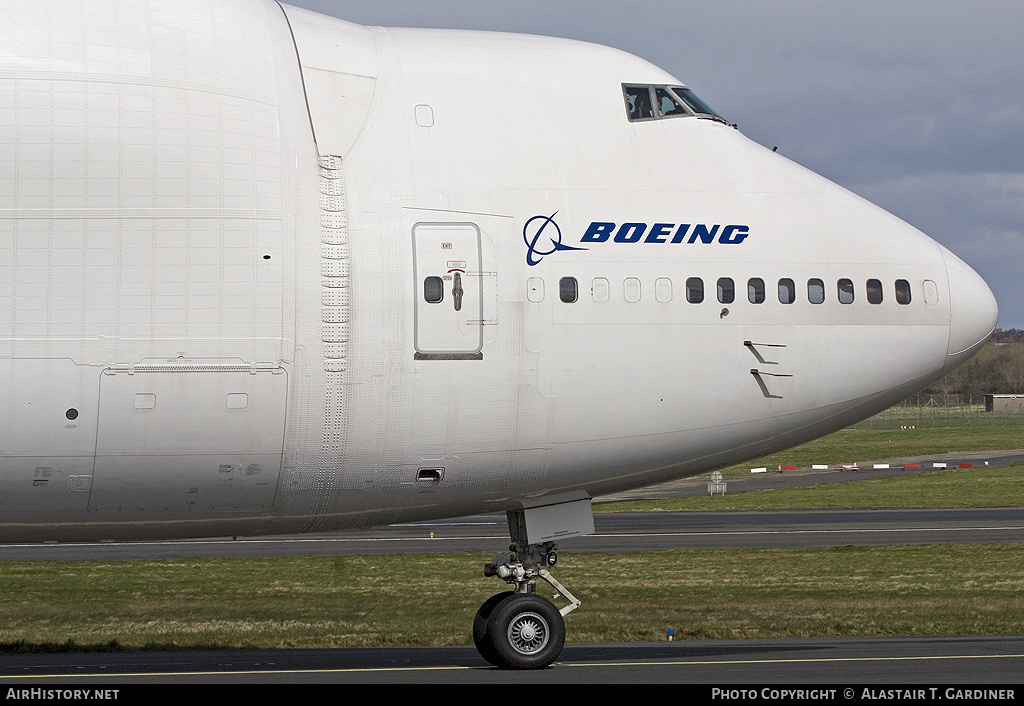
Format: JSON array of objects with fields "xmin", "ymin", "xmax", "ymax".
[
  {"xmin": 592, "ymin": 277, "xmax": 609, "ymax": 303},
  {"xmin": 807, "ymin": 278, "xmax": 825, "ymax": 304},
  {"xmin": 895, "ymin": 279, "xmax": 912, "ymax": 305},
  {"xmin": 424, "ymin": 276, "xmax": 444, "ymax": 303},
  {"xmin": 748, "ymin": 278, "xmax": 765, "ymax": 304},
  {"xmin": 717, "ymin": 277, "xmax": 735, "ymax": 304},
  {"xmin": 624, "ymin": 277, "xmax": 641, "ymax": 303},
  {"xmin": 624, "ymin": 86, "xmax": 654, "ymax": 121},
  {"xmin": 838, "ymin": 278, "xmax": 854, "ymax": 304},
  {"xmin": 559, "ymin": 277, "xmax": 578, "ymax": 303},
  {"xmin": 778, "ymin": 278, "xmax": 795, "ymax": 304},
  {"xmin": 686, "ymin": 277, "xmax": 704, "ymax": 304},
  {"xmin": 923, "ymin": 279, "xmax": 939, "ymax": 304},
  {"xmin": 866, "ymin": 278, "xmax": 883, "ymax": 304},
  {"xmin": 656, "ymin": 277, "xmax": 673, "ymax": 303},
  {"xmin": 527, "ymin": 277, "xmax": 544, "ymax": 303}
]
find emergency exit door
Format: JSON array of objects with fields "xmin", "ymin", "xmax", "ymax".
[{"xmin": 412, "ymin": 222, "xmax": 484, "ymax": 359}]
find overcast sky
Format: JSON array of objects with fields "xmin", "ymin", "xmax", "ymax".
[{"xmin": 287, "ymin": 0, "xmax": 1024, "ymax": 329}]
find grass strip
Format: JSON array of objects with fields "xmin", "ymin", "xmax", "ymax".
[
  {"xmin": 2, "ymin": 545, "xmax": 1024, "ymax": 650},
  {"xmin": 715, "ymin": 426, "xmax": 1024, "ymax": 476},
  {"xmin": 598, "ymin": 463, "xmax": 1024, "ymax": 512}
]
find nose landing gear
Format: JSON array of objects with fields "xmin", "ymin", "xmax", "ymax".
[{"xmin": 475, "ymin": 506, "xmax": 586, "ymax": 669}]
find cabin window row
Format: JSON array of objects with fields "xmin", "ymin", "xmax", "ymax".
[{"xmin": 539, "ymin": 277, "xmax": 916, "ymax": 305}]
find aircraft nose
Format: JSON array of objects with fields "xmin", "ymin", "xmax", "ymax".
[{"xmin": 942, "ymin": 247, "xmax": 998, "ymax": 373}]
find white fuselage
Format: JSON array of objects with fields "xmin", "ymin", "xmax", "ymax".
[{"xmin": 0, "ymin": 0, "xmax": 997, "ymax": 541}]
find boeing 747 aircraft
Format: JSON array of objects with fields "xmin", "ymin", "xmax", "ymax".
[{"xmin": 0, "ymin": 0, "xmax": 998, "ymax": 668}]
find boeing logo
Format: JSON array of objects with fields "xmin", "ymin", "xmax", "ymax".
[
  {"xmin": 523, "ymin": 212, "xmax": 588, "ymax": 266},
  {"xmin": 525, "ymin": 215, "xmax": 750, "ymax": 265},
  {"xmin": 581, "ymin": 222, "xmax": 750, "ymax": 244}
]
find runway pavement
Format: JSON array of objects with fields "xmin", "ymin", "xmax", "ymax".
[
  {"xmin": 3, "ymin": 506, "xmax": 1022, "ymax": 560},
  {"xmin": 2, "ymin": 635, "xmax": 1023, "ymax": 684}
]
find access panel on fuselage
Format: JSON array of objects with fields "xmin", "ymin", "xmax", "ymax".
[
  {"xmin": 89, "ymin": 366, "xmax": 287, "ymax": 514},
  {"xmin": 412, "ymin": 223, "xmax": 484, "ymax": 359}
]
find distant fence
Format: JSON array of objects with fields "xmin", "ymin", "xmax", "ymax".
[{"xmin": 850, "ymin": 395, "xmax": 1024, "ymax": 429}]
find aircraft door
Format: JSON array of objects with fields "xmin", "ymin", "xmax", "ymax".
[
  {"xmin": 90, "ymin": 364, "xmax": 287, "ymax": 515},
  {"xmin": 412, "ymin": 222, "xmax": 484, "ymax": 359}
]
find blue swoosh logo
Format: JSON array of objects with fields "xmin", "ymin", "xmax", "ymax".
[{"xmin": 523, "ymin": 212, "xmax": 587, "ymax": 266}]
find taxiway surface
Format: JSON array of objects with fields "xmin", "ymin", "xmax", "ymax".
[{"xmin": 2, "ymin": 635, "xmax": 1022, "ymax": 684}]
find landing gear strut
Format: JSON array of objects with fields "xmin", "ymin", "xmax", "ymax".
[{"xmin": 474, "ymin": 503, "xmax": 588, "ymax": 669}]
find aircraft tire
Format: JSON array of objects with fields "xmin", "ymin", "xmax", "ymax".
[
  {"xmin": 486, "ymin": 593, "xmax": 565, "ymax": 669},
  {"xmin": 473, "ymin": 591, "xmax": 514, "ymax": 666}
]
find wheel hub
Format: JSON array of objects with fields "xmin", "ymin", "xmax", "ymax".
[{"xmin": 508, "ymin": 612, "xmax": 549, "ymax": 654}]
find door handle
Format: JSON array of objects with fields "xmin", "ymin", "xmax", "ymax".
[{"xmin": 452, "ymin": 272, "xmax": 464, "ymax": 312}]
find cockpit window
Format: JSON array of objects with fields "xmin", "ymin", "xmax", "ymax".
[
  {"xmin": 655, "ymin": 87, "xmax": 688, "ymax": 117},
  {"xmin": 624, "ymin": 85, "xmax": 654, "ymax": 121},
  {"xmin": 672, "ymin": 86, "xmax": 724, "ymax": 121},
  {"xmin": 623, "ymin": 84, "xmax": 727, "ymax": 124}
]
